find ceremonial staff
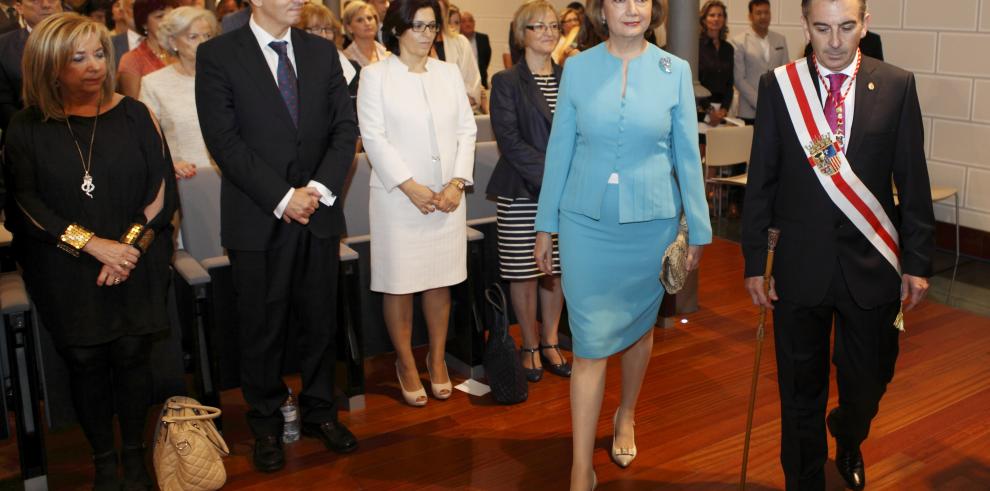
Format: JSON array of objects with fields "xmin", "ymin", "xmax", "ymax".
[{"xmin": 740, "ymin": 227, "xmax": 780, "ymax": 490}]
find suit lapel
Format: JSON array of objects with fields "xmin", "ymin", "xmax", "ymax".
[
  {"xmin": 520, "ymin": 62, "xmax": 553, "ymax": 123},
  {"xmin": 845, "ymin": 58, "xmax": 878, "ymax": 158},
  {"xmin": 234, "ymin": 26, "xmax": 296, "ymax": 131}
]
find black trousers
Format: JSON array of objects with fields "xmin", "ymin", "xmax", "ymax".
[
  {"xmin": 229, "ymin": 228, "xmax": 340, "ymax": 437},
  {"xmin": 772, "ymin": 263, "xmax": 900, "ymax": 491},
  {"xmin": 56, "ymin": 334, "xmax": 153, "ymax": 455}
]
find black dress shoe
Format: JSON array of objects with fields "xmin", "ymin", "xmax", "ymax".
[
  {"xmin": 93, "ymin": 450, "xmax": 121, "ymax": 491},
  {"xmin": 519, "ymin": 346, "xmax": 544, "ymax": 382},
  {"xmin": 302, "ymin": 420, "xmax": 358, "ymax": 454},
  {"xmin": 827, "ymin": 409, "xmax": 865, "ymax": 490},
  {"xmin": 253, "ymin": 436, "xmax": 285, "ymax": 473},
  {"xmin": 540, "ymin": 344, "xmax": 572, "ymax": 378}
]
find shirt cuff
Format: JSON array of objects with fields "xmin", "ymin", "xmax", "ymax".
[
  {"xmin": 307, "ymin": 180, "xmax": 337, "ymax": 207},
  {"xmin": 273, "ymin": 188, "xmax": 293, "ymax": 219}
]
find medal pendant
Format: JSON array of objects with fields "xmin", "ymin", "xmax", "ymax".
[{"xmin": 81, "ymin": 173, "xmax": 95, "ymax": 198}]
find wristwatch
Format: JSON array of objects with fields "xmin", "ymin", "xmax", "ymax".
[{"xmin": 450, "ymin": 178, "xmax": 465, "ymax": 191}]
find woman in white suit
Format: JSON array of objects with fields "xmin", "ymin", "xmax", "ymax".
[{"xmin": 358, "ymin": 0, "xmax": 477, "ymax": 407}]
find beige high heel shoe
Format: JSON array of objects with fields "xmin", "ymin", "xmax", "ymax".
[
  {"xmin": 395, "ymin": 361, "xmax": 427, "ymax": 407},
  {"xmin": 611, "ymin": 409, "xmax": 637, "ymax": 468},
  {"xmin": 425, "ymin": 355, "xmax": 453, "ymax": 400}
]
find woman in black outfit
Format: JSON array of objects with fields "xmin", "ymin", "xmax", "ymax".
[
  {"xmin": 4, "ymin": 13, "xmax": 176, "ymax": 490},
  {"xmin": 487, "ymin": 0, "xmax": 570, "ymax": 383},
  {"xmin": 698, "ymin": 0, "xmax": 733, "ymax": 126}
]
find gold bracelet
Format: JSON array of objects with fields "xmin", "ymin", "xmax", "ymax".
[
  {"xmin": 120, "ymin": 223, "xmax": 145, "ymax": 246},
  {"xmin": 59, "ymin": 224, "xmax": 95, "ymax": 255}
]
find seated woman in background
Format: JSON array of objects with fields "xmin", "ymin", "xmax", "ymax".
[
  {"xmin": 6, "ymin": 13, "xmax": 177, "ymax": 490},
  {"xmin": 297, "ymin": 3, "xmax": 361, "ymax": 102},
  {"xmin": 117, "ymin": 0, "xmax": 174, "ymax": 98},
  {"xmin": 358, "ymin": 0, "xmax": 476, "ymax": 408},
  {"xmin": 343, "ymin": 0, "xmax": 389, "ymax": 67},
  {"xmin": 140, "ymin": 5, "xmax": 218, "ymax": 179},
  {"xmin": 487, "ymin": 0, "xmax": 569, "ymax": 383}
]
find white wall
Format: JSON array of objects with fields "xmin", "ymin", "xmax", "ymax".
[{"xmin": 725, "ymin": 0, "xmax": 990, "ymax": 233}]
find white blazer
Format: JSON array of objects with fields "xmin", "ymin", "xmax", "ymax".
[
  {"xmin": 732, "ymin": 28, "xmax": 790, "ymax": 119},
  {"xmin": 358, "ymin": 55, "xmax": 477, "ymax": 191}
]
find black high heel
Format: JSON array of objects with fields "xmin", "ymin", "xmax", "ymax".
[
  {"xmin": 519, "ymin": 346, "xmax": 544, "ymax": 382},
  {"xmin": 539, "ymin": 344, "xmax": 572, "ymax": 378}
]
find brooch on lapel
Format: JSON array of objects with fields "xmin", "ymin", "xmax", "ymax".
[{"xmin": 660, "ymin": 57, "xmax": 671, "ymax": 73}]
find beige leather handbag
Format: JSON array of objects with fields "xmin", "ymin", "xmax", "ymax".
[{"xmin": 153, "ymin": 396, "xmax": 230, "ymax": 491}]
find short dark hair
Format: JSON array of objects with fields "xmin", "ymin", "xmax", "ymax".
[
  {"xmin": 801, "ymin": 0, "xmax": 866, "ymax": 20},
  {"xmin": 566, "ymin": 2, "xmax": 584, "ymax": 13},
  {"xmin": 748, "ymin": 0, "xmax": 770, "ymax": 13},
  {"xmin": 382, "ymin": 0, "xmax": 442, "ymax": 55},
  {"xmin": 133, "ymin": 0, "xmax": 173, "ymax": 36}
]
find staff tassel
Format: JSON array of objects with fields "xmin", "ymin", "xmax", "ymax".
[{"xmin": 740, "ymin": 227, "xmax": 780, "ymax": 490}]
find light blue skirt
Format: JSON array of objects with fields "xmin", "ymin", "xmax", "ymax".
[{"xmin": 558, "ymin": 183, "xmax": 679, "ymax": 359}]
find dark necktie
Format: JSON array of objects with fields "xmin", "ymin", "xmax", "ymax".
[
  {"xmin": 823, "ymin": 73, "xmax": 848, "ymax": 138},
  {"xmin": 268, "ymin": 40, "xmax": 298, "ymax": 127}
]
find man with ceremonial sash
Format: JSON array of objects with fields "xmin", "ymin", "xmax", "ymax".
[{"xmin": 741, "ymin": 0, "xmax": 934, "ymax": 489}]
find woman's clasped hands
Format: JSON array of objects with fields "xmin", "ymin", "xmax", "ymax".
[{"xmin": 399, "ymin": 179, "xmax": 463, "ymax": 214}]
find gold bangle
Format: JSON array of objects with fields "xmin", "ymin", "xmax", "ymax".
[
  {"xmin": 120, "ymin": 223, "xmax": 145, "ymax": 246},
  {"xmin": 60, "ymin": 223, "xmax": 95, "ymax": 252}
]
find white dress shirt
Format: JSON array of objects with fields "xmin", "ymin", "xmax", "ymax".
[
  {"xmin": 815, "ymin": 51, "xmax": 860, "ymax": 150},
  {"xmin": 248, "ymin": 16, "xmax": 336, "ymax": 217}
]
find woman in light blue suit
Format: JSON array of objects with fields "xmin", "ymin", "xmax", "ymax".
[{"xmin": 533, "ymin": 0, "xmax": 711, "ymax": 488}]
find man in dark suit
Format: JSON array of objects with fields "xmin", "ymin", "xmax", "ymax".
[
  {"xmin": 0, "ymin": 0, "xmax": 60, "ymax": 134},
  {"xmin": 459, "ymin": 11, "xmax": 490, "ymax": 89},
  {"xmin": 742, "ymin": 0, "xmax": 933, "ymax": 490},
  {"xmin": 220, "ymin": 0, "xmax": 249, "ymax": 33},
  {"xmin": 196, "ymin": 0, "xmax": 358, "ymax": 473}
]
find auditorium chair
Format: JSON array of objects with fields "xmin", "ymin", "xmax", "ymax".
[
  {"xmin": 475, "ymin": 114, "xmax": 495, "ymax": 143},
  {"xmin": 172, "ymin": 165, "xmax": 367, "ymax": 416},
  {"xmin": 703, "ymin": 125, "xmax": 754, "ymax": 217}
]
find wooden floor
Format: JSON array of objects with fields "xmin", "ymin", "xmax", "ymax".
[{"xmin": 4, "ymin": 238, "xmax": 990, "ymax": 490}]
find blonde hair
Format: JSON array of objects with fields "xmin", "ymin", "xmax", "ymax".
[
  {"xmin": 511, "ymin": 0, "xmax": 558, "ymax": 49},
  {"xmin": 157, "ymin": 6, "xmax": 218, "ymax": 53},
  {"xmin": 296, "ymin": 3, "xmax": 343, "ymax": 45},
  {"xmin": 342, "ymin": 0, "xmax": 378, "ymax": 36},
  {"xmin": 22, "ymin": 13, "xmax": 115, "ymax": 121}
]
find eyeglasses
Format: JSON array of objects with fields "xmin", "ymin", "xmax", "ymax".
[
  {"xmin": 525, "ymin": 22, "xmax": 560, "ymax": 34},
  {"xmin": 306, "ymin": 27, "xmax": 336, "ymax": 37},
  {"xmin": 410, "ymin": 21, "xmax": 439, "ymax": 33}
]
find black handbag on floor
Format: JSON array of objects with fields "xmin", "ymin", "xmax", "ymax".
[{"xmin": 483, "ymin": 284, "xmax": 528, "ymax": 405}]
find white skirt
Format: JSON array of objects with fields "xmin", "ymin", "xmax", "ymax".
[{"xmin": 369, "ymin": 185, "xmax": 467, "ymax": 294}]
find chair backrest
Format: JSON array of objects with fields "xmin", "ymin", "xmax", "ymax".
[
  {"xmin": 177, "ymin": 166, "xmax": 224, "ymax": 262},
  {"xmin": 466, "ymin": 141, "xmax": 499, "ymax": 220},
  {"xmin": 342, "ymin": 154, "xmax": 373, "ymax": 237},
  {"xmin": 502, "ymin": 52, "xmax": 513, "ymax": 69},
  {"xmin": 475, "ymin": 114, "xmax": 495, "ymax": 143},
  {"xmin": 705, "ymin": 125, "xmax": 754, "ymax": 168}
]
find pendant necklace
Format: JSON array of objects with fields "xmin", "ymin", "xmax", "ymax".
[
  {"xmin": 813, "ymin": 49, "xmax": 861, "ymax": 147},
  {"xmin": 65, "ymin": 99, "xmax": 101, "ymax": 198}
]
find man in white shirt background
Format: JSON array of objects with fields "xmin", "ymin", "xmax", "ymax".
[{"xmin": 732, "ymin": 0, "xmax": 789, "ymax": 125}]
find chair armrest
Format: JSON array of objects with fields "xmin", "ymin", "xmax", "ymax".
[
  {"xmin": 0, "ymin": 273, "xmax": 30, "ymax": 314},
  {"xmin": 201, "ymin": 256, "xmax": 230, "ymax": 271},
  {"xmin": 466, "ymin": 226, "xmax": 484, "ymax": 242},
  {"xmin": 173, "ymin": 250, "xmax": 211, "ymax": 286},
  {"xmin": 339, "ymin": 242, "xmax": 359, "ymax": 262}
]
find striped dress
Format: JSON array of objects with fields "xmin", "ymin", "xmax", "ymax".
[{"xmin": 496, "ymin": 74, "xmax": 561, "ymax": 280}]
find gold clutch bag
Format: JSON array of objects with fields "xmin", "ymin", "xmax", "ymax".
[{"xmin": 660, "ymin": 214, "xmax": 690, "ymax": 293}]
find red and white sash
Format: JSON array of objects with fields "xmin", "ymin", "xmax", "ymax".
[{"xmin": 774, "ymin": 58, "xmax": 901, "ymax": 275}]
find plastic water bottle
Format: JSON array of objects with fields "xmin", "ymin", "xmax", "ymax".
[{"xmin": 281, "ymin": 389, "xmax": 300, "ymax": 444}]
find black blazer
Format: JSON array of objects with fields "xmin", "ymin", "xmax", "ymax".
[
  {"xmin": 474, "ymin": 32, "xmax": 492, "ymax": 89},
  {"xmin": 485, "ymin": 60, "xmax": 562, "ymax": 200},
  {"xmin": 0, "ymin": 28, "xmax": 26, "ymax": 135},
  {"xmin": 195, "ymin": 26, "xmax": 358, "ymax": 251},
  {"xmin": 742, "ymin": 56, "xmax": 934, "ymax": 309}
]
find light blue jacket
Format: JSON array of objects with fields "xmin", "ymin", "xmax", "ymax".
[{"xmin": 534, "ymin": 44, "xmax": 712, "ymax": 246}]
